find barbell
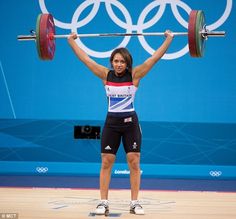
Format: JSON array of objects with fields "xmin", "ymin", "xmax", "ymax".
[{"xmin": 17, "ymin": 10, "xmax": 225, "ymax": 60}]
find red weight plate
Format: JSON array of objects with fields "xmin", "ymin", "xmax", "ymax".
[
  {"xmin": 188, "ymin": 10, "xmax": 198, "ymax": 57},
  {"xmin": 39, "ymin": 14, "xmax": 55, "ymax": 60},
  {"xmin": 195, "ymin": 10, "xmax": 206, "ymax": 57}
]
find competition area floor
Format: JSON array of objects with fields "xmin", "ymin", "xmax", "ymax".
[{"xmin": 1, "ymin": 187, "xmax": 236, "ymax": 219}]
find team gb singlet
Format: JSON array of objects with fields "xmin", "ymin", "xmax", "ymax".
[{"xmin": 105, "ymin": 70, "xmax": 137, "ymax": 114}]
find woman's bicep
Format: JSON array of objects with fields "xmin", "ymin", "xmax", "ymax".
[
  {"xmin": 133, "ymin": 59, "xmax": 154, "ymax": 79},
  {"xmin": 85, "ymin": 60, "xmax": 109, "ymax": 80},
  {"xmin": 68, "ymin": 39, "xmax": 108, "ymax": 80}
]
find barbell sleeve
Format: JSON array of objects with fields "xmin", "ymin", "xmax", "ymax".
[
  {"xmin": 17, "ymin": 35, "xmax": 36, "ymax": 41},
  {"xmin": 202, "ymin": 31, "xmax": 226, "ymax": 37}
]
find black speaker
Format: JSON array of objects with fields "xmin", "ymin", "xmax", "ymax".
[{"xmin": 74, "ymin": 125, "xmax": 101, "ymax": 139}]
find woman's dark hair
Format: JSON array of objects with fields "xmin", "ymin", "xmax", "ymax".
[{"xmin": 110, "ymin": 47, "xmax": 133, "ymax": 73}]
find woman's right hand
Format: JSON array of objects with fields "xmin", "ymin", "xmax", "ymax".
[{"xmin": 67, "ymin": 32, "xmax": 77, "ymax": 41}]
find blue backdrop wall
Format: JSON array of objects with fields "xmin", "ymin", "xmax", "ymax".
[{"xmin": 0, "ymin": 0, "xmax": 235, "ymax": 179}]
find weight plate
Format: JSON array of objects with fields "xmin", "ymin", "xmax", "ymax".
[
  {"xmin": 38, "ymin": 14, "xmax": 55, "ymax": 60},
  {"xmin": 195, "ymin": 10, "xmax": 206, "ymax": 57},
  {"xmin": 36, "ymin": 14, "xmax": 42, "ymax": 59},
  {"xmin": 188, "ymin": 10, "xmax": 198, "ymax": 57}
]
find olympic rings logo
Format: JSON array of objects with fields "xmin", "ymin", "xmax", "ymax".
[
  {"xmin": 36, "ymin": 166, "xmax": 49, "ymax": 173},
  {"xmin": 209, "ymin": 170, "xmax": 222, "ymax": 177},
  {"xmin": 39, "ymin": 0, "xmax": 232, "ymax": 59}
]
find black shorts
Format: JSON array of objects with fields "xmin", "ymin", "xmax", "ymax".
[{"xmin": 101, "ymin": 112, "xmax": 142, "ymax": 155}]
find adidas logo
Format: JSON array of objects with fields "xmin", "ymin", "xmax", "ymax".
[{"xmin": 105, "ymin": 145, "xmax": 112, "ymax": 150}]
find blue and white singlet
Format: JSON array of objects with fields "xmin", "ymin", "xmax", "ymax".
[{"xmin": 105, "ymin": 70, "xmax": 137, "ymax": 115}]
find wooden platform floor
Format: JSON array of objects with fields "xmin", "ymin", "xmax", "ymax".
[{"xmin": 0, "ymin": 187, "xmax": 236, "ymax": 219}]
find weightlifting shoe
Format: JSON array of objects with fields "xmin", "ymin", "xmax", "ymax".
[
  {"xmin": 95, "ymin": 200, "xmax": 109, "ymax": 216},
  {"xmin": 130, "ymin": 200, "xmax": 145, "ymax": 215}
]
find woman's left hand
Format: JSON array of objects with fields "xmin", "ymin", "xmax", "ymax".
[{"xmin": 164, "ymin": 30, "xmax": 174, "ymax": 39}]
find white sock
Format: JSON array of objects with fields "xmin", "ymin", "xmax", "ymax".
[
  {"xmin": 130, "ymin": 200, "xmax": 138, "ymax": 206},
  {"xmin": 100, "ymin": 199, "xmax": 109, "ymax": 205}
]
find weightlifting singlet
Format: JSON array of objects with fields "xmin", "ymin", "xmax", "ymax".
[
  {"xmin": 101, "ymin": 70, "xmax": 142, "ymax": 155},
  {"xmin": 105, "ymin": 70, "xmax": 137, "ymax": 115}
]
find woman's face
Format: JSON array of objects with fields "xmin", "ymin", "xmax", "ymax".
[{"xmin": 112, "ymin": 53, "xmax": 127, "ymax": 75}]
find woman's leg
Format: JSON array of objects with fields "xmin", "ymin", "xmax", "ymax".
[
  {"xmin": 100, "ymin": 153, "xmax": 116, "ymax": 199},
  {"xmin": 127, "ymin": 152, "xmax": 144, "ymax": 214},
  {"xmin": 126, "ymin": 152, "xmax": 141, "ymax": 200}
]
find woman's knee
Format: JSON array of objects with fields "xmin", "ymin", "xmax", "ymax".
[
  {"xmin": 101, "ymin": 154, "xmax": 115, "ymax": 169},
  {"xmin": 127, "ymin": 153, "xmax": 140, "ymax": 171}
]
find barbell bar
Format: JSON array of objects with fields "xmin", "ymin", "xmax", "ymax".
[
  {"xmin": 17, "ymin": 10, "xmax": 226, "ymax": 60},
  {"xmin": 17, "ymin": 30, "xmax": 225, "ymax": 40}
]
